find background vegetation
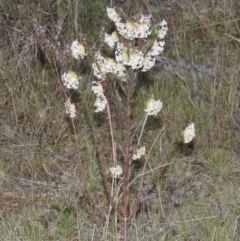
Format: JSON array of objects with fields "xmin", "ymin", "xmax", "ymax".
[{"xmin": 0, "ymin": 0, "xmax": 239, "ymax": 240}]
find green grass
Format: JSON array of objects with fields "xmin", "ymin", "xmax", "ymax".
[{"xmin": 0, "ymin": 0, "xmax": 240, "ymax": 240}]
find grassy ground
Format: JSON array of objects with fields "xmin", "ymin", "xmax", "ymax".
[{"xmin": 0, "ymin": 0, "xmax": 240, "ymax": 240}]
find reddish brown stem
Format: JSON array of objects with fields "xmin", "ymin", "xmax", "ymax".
[{"xmin": 123, "ymin": 96, "xmax": 132, "ymax": 240}]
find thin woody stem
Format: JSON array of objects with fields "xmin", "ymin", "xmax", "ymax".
[
  {"xmin": 123, "ymin": 95, "xmax": 131, "ymax": 240},
  {"xmin": 122, "ymin": 70, "xmax": 139, "ymax": 240}
]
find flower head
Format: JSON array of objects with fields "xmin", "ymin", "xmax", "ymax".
[
  {"xmin": 144, "ymin": 98, "xmax": 163, "ymax": 116},
  {"xmin": 92, "ymin": 81, "xmax": 107, "ymax": 112},
  {"xmin": 123, "ymin": 21, "xmax": 136, "ymax": 40},
  {"xmin": 116, "ymin": 44, "xmax": 144, "ymax": 69},
  {"xmin": 70, "ymin": 40, "xmax": 87, "ymax": 59},
  {"xmin": 114, "ymin": 62, "xmax": 127, "ymax": 81},
  {"xmin": 115, "ymin": 43, "xmax": 129, "ymax": 65},
  {"xmin": 149, "ymin": 39, "xmax": 165, "ymax": 56},
  {"xmin": 115, "ymin": 13, "xmax": 152, "ymax": 40},
  {"xmin": 65, "ymin": 99, "xmax": 76, "ymax": 118},
  {"xmin": 158, "ymin": 19, "xmax": 168, "ymax": 39},
  {"xmin": 142, "ymin": 53, "xmax": 155, "ymax": 72},
  {"xmin": 134, "ymin": 22, "xmax": 151, "ymax": 38},
  {"xmin": 115, "ymin": 21, "xmax": 129, "ymax": 40},
  {"xmin": 93, "ymin": 52, "xmax": 119, "ymax": 80},
  {"xmin": 95, "ymin": 51, "xmax": 105, "ymax": 63},
  {"xmin": 61, "ymin": 71, "xmax": 80, "ymax": 89},
  {"xmin": 92, "ymin": 63, "xmax": 106, "ymax": 80},
  {"xmin": 128, "ymin": 49, "xmax": 144, "ymax": 69},
  {"xmin": 181, "ymin": 123, "xmax": 195, "ymax": 143},
  {"xmin": 105, "ymin": 57, "xmax": 116, "ymax": 73},
  {"xmin": 91, "ymin": 81, "xmax": 104, "ymax": 96},
  {"xmin": 110, "ymin": 165, "xmax": 123, "ymax": 178},
  {"xmin": 116, "ymin": 19, "xmax": 151, "ymax": 40},
  {"xmin": 107, "ymin": 7, "xmax": 121, "ymax": 22},
  {"xmin": 104, "ymin": 31, "xmax": 119, "ymax": 48},
  {"xmin": 94, "ymin": 95, "xmax": 107, "ymax": 112},
  {"xmin": 132, "ymin": 146, "xmax": 146, "ymax": 160}
]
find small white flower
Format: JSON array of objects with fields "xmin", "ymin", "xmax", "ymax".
[
  {"xmin": 110, "ymin": 165, "xmax": 123, "ymax": 178},
  {"xmin": 61, "ymin": 71, "xmax": 80, "ymax": 89},
  {"xmin": 182, "ymin": 123, "xmax": 195, "ymax": 143},
  {"xmin": 144, "ymin": 98, "xmax": 163, "ymax": 116},
  {"xmin": 115, "ymin": 48, "xmax": 129, "ymax": 65},
  {"xmin": 105, "ymin": 57, "xmax": 116, "ymax": 73},
  {"xmin": 124, "ymin": 21, "xmax": 136, "ymax": 39},
  {"xmin": 149, "ymin": 39, "xmax": 165, "ymax": 56},
  {"xmin": 134, "ymin": 22, "xmax": 151, "ymax": 38},
  {"xmin": 115, "ymin": 42, "xmax": 130, "ymax": 65},
  {"xmin": 94, "ymin": 95, "xmax": 107, "ymax": 112},
  {"xmin": 158, "ymin": 19, "xmax": 168, "ymax": 39},
  {"xmin": 91, "ymin": 81, "xmax": 104, "ymax": 96},
  {"xmin": 70, "ymin": 40, "xmax": 87, "ymax": 59},
  {"xmin": 93, "ymin": 51, "xmax": 125, "ymax": 80},
  {"xmin": 92, "ymin": 63, "xmax": 106, "ymax": 80},
  {"xmin": 116, "ymin": 20, "xmax": 136, "ymax": 40},
  {"xmin": 93, "ymin": 52, "xmax": 115, "ymax": 80},
  {"xmin": 65, "ymin": 99, "xmax": 76, "ymax": 118},
  {"xmin": 114, "ymin": 62, "xmax": 127, "ymax": 81},
  {"xmin": 92, "ymin": 81, "xmax": 107, "ymax": 112},
  {"xmin": 116, "ymin": 16, "xmax": 151, "ymax": 40},
  {"xmin": 95, "ymin": 51, "xmax": 105, "ymax": 64},
  {"xmin": 104, "ymin": 31, "xmax": 119, "ymax": 48},
  {"xmin": 132, "ymin": 146, "xmax": 146, "ymax": 160},
  {"xmin": 107, "ymin": 7, "xmax": 121, "ymax": 22},
  {"xmin": 142, "ymin": 53, "xmax": 155, "ymax": 72},
  {"xmin": 128, "ymin": 49, "xmax": 144, "ymax": 70},
  {"xmin": 116, "ymin": 45, "xmax": 144, "ymax": 69}
]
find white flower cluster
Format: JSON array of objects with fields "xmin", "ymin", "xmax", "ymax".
[
  {"xmin": 182, "ymin": 123, "xmax": 195, "ymax": 143},
  {"xmin": 116, "ymin": 20, "xmax": 151, "ymax": 40},
  {"xmin": 142, "ymin": 53, "xmax": 155, "ymax": 72},
  {"xmin": 61, "ymin": 71, "xmax": 80, "ymax": 89},
  {"xmin": 106, "ymin": 7, "xmax": 168, "ymax": 72},
  {"xmin": 144, "ymin": 98, "xmax": 163, "ymax": 116},
  {"xmin": 107, "ymin": 7, "xmax": 121, "ymax": 22},
  {"xmin": 91, "ymin": 80, "xmax": 104, "ymax": 95},
  {"xmin": 132, "ymin": 146, "xmax": 146, "ymax": 160},
  {"xmin": 104, "ymin": 31, "xmax": 119, "ymax": 48},
  {"xmin": 70, "ymin": 40, "xmax": 87, "ymax": 59},
  {"xmin": 91, "ymin": 81, "xmax": 107, "ymax": 112},
  {"xmin": 115, "ymin": 43, "xmax": 144, "ymax": 70},
  {"xmin": 107, "ymin": 7, "xmax": 151, "ymax": 40},
  {"xmin": 92, "ymin": 51, "xmax": 126, "ymax": 81},
  {"xmin": 94, "ymin": 96, "xmax": 107, "ymax": 112},
  {"xmin": 64, "ymin": 98, "xmax": 76, "ymax": 118},
  {"xmin": 158, "ymin": 19, "xmax": 168, "ymax": 39},
  {"xmin": 149, "ymin": 39, "xmax": 165, "ymax": 56},
  {"xmin": 90, "ymin": 8, "xmax": 168, "ymax": 114},
  {"xmin": 110, "ymin": 165, "xmax": 123, "ymax": 178},
  {"xmin": 140, "ymin": 38, "xmax": 165, "ymax": 71}
]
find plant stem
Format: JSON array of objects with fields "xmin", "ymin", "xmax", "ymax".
[{"xmin": 123, "ymin": 95, "xmax": 132, "ymax": 240}]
